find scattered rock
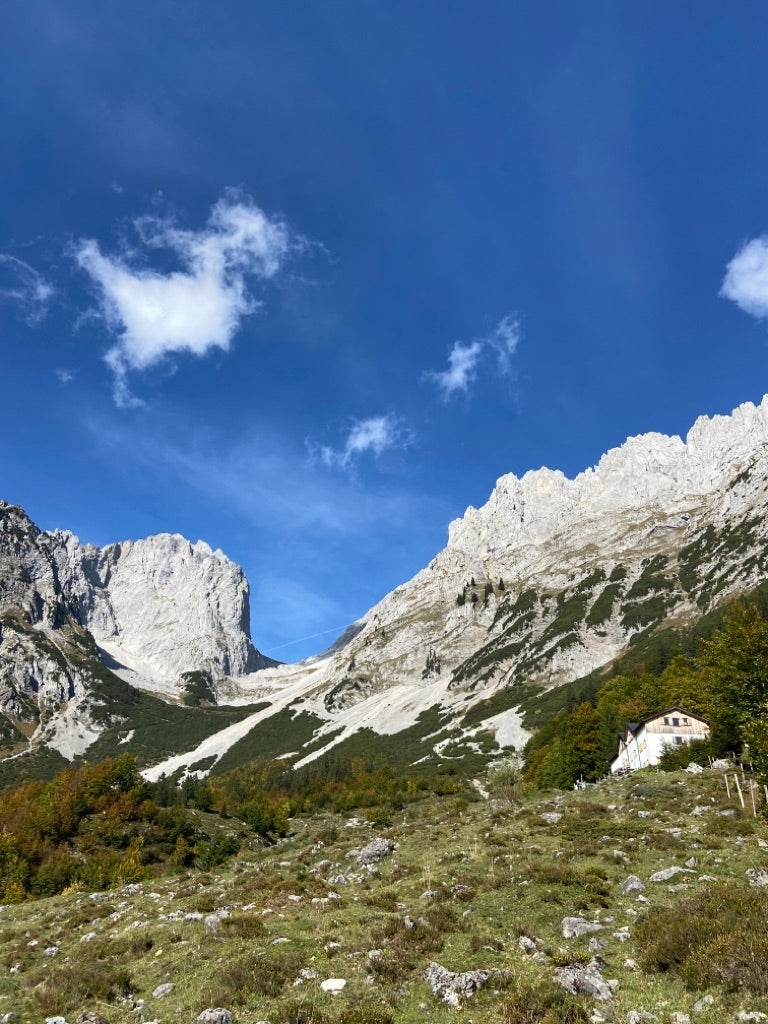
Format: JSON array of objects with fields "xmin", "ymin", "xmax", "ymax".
[
  {"xmin": 562, "ymin": 916, "xmax": 604, "ymax": 938},
  {"xmin": 737, "ymin": 1014, "xmax": 768, "ymax": 1022},
  {"xmin": 541, "ymin": 812, "xmax": 562, "ymax": 824},
  {"xmin": 197, "ymin": 1011, "xmax": 234, "ymax": 1024},
  {"xmin": 43, "ymin": 946, "xmax": 59, "ymax": 957},
  {"xmin": 76, "ymin": 1014, "xmax": 109, "ymax": 1024},
  {"xmin": 625, "ymin": 1010, "xmax": 658, "ymax": 1023},
  {"xmin": 555, "ymin": 960, "xmax": 615, "ymax": 1001},
  {"xmin": 746, "ymin": 868, "xmax": 768, "ymax": 887},
  {"xmin": 648, "ymin": 866, "xmax": 690, "ymax": 883},
  {"xmin": 423, "ymin": 962, "xmax": 493, "ymax": 1006},
  {"xmin": 320, "ymin": 979, "xmax": 347, "ymax": 995},
  {"xmin": 294, "ymin": 968, "xmax": 319, "ymax": 986},
  {"xmin": 621, "ymin": 875, "xmax": 645, "ymax": 894},
  {"xmin": 356, "ymin": 839, "xmax": 396, "ymax": 866},
  {"xmin": 685, "ymin": 762, "xmax": 704, "ymax": 773},
  {"xmin": 670, "ymin": 1015, "xmax": 691, "ymax": 1024},
  {"xmin": 152, "ymin": 983, "xmax": 174, "ymax": 998},
  {"xmin": 588, "ymin": 937, "xmax": 606, "ymax": 953},
  {"xmin": 692, "ymin": 994, "xmax": 715, "ymax": 1012},
  {"xmin": 80, "ymin": 931, "xmax": 97, "ymax": 942}
]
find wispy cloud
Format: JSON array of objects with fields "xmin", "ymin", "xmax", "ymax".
[
  {"xmin": 74, "ymin": 190, "xmax": 301, "ymax": 406},
  {"xmin": 426, "ymin": 315, "xmax": 521, "ymax": 400},
  {"xmin": 721, "ymin": 237, "xmax": 768, "ymax": 319},
  {"xmin": 313, "ymin": 414, "xmax": 412, "ymax": 470},
  {"xmin": 55, "ymin": 369, "xmax": 74, "ymax": 384},
  {"xmin": 0, "ymin": 255, "xmax": 54, "ymax": 325}
]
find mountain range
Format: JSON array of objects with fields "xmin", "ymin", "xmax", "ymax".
[{"xmin": 3, "ymin": 396, "xmax": 768, "ymax": 782}]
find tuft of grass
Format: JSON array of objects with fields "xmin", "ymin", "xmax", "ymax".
[{"xmin": 501, "ymin": 976, "xmax": 590, "ymax": 1023}]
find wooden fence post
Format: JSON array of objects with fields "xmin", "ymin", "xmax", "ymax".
[
  {"xmin": 725, "ymin": 774, "xmax": 731, "ymax": 799},
  {"xmin": 734, "ymin": 773, "xmax": 745, "ymax": 810}
]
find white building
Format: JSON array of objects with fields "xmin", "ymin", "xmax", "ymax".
[{"xmin": 610, "ymin": 706, "xmax": 710, "ymax": 774}]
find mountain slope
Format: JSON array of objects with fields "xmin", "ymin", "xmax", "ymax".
[
  {"xmin": 154, "ymin": 397, "xmax": 768, "ymax": 776},
  {"xmin": 4, "ymin": 397, "xmax": 768, "ymax": 780}
]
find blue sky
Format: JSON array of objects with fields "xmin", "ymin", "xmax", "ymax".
[{"xmin": 4, "ymin": 2, "xmax": 768, "ymax": 660}]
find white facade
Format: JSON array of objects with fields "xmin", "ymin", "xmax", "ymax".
[{"xmin": 610, "ymin": 707, "xmax": 710, "ymax": 774}]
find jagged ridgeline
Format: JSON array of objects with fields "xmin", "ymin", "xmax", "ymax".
[{"xmin": 3, "ymin": 397, "xmax": 768, "ymax": 783}]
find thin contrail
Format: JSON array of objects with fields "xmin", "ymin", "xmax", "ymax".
[{"xmin": 263, "ymin": 624, "xmax": 349, "ymax": 654}]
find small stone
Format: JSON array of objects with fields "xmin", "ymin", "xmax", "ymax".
[
  {"xmin": 541, "ymin": 812, "xmax": 562, "ymax": 824},
  {"xmin": 649, "ymin": 866, "xmax": 689, "ymax": 883},
  {"xmin": 76, "ymin": 1014, "xmax": 109, "ymax": 1024},
  {"xmin": 562, "ymin": 916, "xmax": 604, "ymax": 938},
  {"xmin": 294, "ymin": 968, "xmax": 319, "ymax": 986},
  {"xmin": 324, "ymin": 941, "xmax": 342, "ymax": 953},
  {"xmin": 43, "ymin": 946, "xmax": 59, "ymax": 958},
  {"xmin": 626, "ymin": 1012, "xmax": 658, "ymax": 1023},
  {"xmin": 152, "ymin": 983, "xmax": 174, "ymax": 998},
  {"xmin": 746, "ymin": 868, "xmax": 768, "ymax": 887},
  {"xmin": 692, "ymin": 994, "xmax": 715, "ymax": 1012},
  {"xmin": 737, "ymin": 1014, "xmax": 768, "ymax": 1023},
  {"xmin": 320, "ymin": 979, "xmax": 347, "ymax": 995},
  {"xmin": 587, "ymin": 938, "xmax": 606, "ymax": 953},
  {"xmin": 621, "ymin": 875, "xmax": 645, "ymax": 894},
  {"xmin": 80, "ymin": 931, "xmax": 97, "ymax": 942},
  {"xmin": 671, "ymin": 1014, "xmax": 691, "ymax": 1024},
  {"xmin": 624, "ymin": 958, "xmax": 638, "ymax": 969},
  {"xmin": 555, "ymin": 961, "xmax": 613, "ymax": 1001},
  {"xmin": 45, "ymin": 1018, "xmax": 67, "ymax": 1024},
  {"xmin": 356, "ymin": 838, "xmax": 396, "ymax": 866},
  {"xmin": 196, "ymin": 1012, "xmax": 234, "ymax": 1024}
]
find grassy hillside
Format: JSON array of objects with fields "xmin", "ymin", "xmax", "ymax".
[{"xmin": 0, "ymin": 766, "xmax": 764, "ymax": 1023}]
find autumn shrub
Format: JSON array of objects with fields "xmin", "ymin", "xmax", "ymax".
[
  {"xmin": 29, "ymin": 954, "xmax": 134, "ymax": 1015},
  {"xmin": 636, "ymin": 883, "xmax": 768, "ymax": 993}
]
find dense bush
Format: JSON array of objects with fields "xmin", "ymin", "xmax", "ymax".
[
  {"xmin": 636, "ymin": 883, "xmax": 768, "ymax": 993},
  {"xmin": 0, "ymin": 755, "xmax": 237, "ymax": 900}
]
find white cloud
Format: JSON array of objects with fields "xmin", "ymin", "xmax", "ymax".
[
  {"xmin": 426, "ymin": 315, "xmax": 521, "ymax": 400},
  {"xmin": 55, "ymin": 369, "xmax": 74, "ymax": 384},
  {"xmin": 428, "ymin": 340, "xmax": 484, "ymax": 399},
  {"xmin": 486, "ymin": 314, "xmax": 521, "ymax": 373},
  {"xmin": 721, "ymin": 237, "xmax": 768, "ymax": 319},
  {"xmin": 314, "ymin": 414, "xmax": 411, "ymax": 469},
  {"xmin": 75, "ymin": 191, "xmax": 298, "ymax": 405},
  {"xmin": 0, "ymin": 255, "xmax": 54, "ymax": 325}
]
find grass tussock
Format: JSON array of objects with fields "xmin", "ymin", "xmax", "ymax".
[
  {"xmin": 501, "ymin": 977, "xmax": 590, "ymax": 1023},
  {"xmin": 210, "ymin": 947, "xmax": 305, "ymax": 1003}
]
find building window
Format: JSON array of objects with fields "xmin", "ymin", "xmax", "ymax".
[
  {"xmin": 672, "ymin": 717, "xmax": 680, "ymax": 727},
  {"xmin": 682, "ymin": 717, "xmax": 689, "ymax": 725},
  {"xmin": 663, "ymin": 717, "xmax": 670, "ymax": 725},
  {"xmin": 674, "ymin": 736, "xmax": 684, "ymax": 745}
]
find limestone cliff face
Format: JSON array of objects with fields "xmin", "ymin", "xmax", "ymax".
[
  {"xmin": 50, "ymin": 531, "xmax": 270, "ymax": 690},
  {"xmin": 256, "ymin": 398, "xmax": 768, "ymax": 720},
  {"xmin": 0, "ymin": 504, "xmax": 272, "ymax": 730}
]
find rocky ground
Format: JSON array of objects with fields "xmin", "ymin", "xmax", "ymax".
[{"xmin": 0, "ymin": 765, "xmax": 765, "ymax": 1024}]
